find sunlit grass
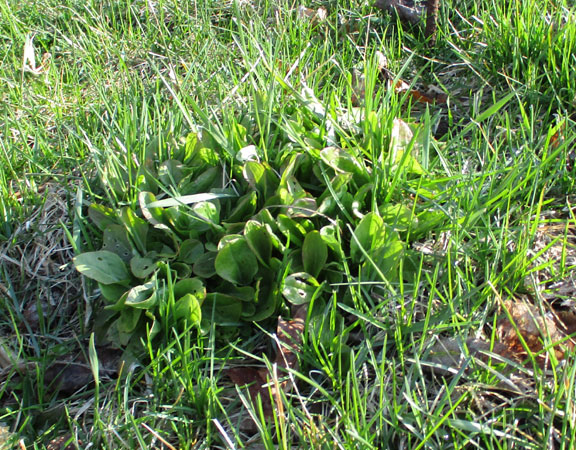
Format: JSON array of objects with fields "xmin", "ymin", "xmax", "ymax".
[{"xmin": 0, "ymin": 0, "xmax": 575, "ymax": 448}]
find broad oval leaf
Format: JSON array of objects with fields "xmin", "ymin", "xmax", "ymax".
[
  {"xmin": 74, "ymin": 251, "xmax": 130, "ymax": 285},
  {"xmin": 282, "ymin": 272, "xmax": 322, "ymax": 305},
  {"xmin": 202, "ymin": 293, "xmax": 243, "ymax": 324},
  {"xmin": 139, "ymin": 191, "xmax": 167, "ymax": 227},
  {"xmin": 116, "ymin": 308, "xmax": 142, "ymax": 333},
  {"xmin": 120, "ymin": 207, "xmax": 148, "ymax": 255},
  {"xmin": 247, "ymin": 278, "xmax": 279, "ymax": 321},
  {"xmin": 178, "ymin": 239, "xmax": 204, "ymax": 263},
  {"xmin": 320, "ymin": 224, "xmax": 345, "ymax": 259},
  {"xmin": 215, "ymin": 238, "xmax": 258, "ymax": 285},
  {"xmin": 379, "ymin": 203, "xmax": 413, "ymax": 232},
  {"xmin": 243, "ymin": 161, "xmax": 277, "ymax": 197},
  {"xmin": 277, "ymin": 214, "xmax": 306, "ymax": 247},
  {"xmin": 98, "ymin": 283, "xmax": 128, "ymax": 303},
  {"xmin": 361, "ymin": 238, "xmax": 405, "ymax": 280},
  {"xmin": 350, "ymin": 212, "xmax": 386, "ymax": 263},
  {"xmin": 174, "ymin": 293, "xmax": 202, "ymax": 325},
  {"xmin": 174, "ymin": 278, "xmax": 206, "ymax": 302},
  {"xmin": 158, "ymin": 159, "xmax": 184, "ymax": 186},
  {"xmin": 102, "ymin": 225, "xmax": 133, "ymax": 262},
  {"xmin": 320, "ymin": 146, "xmax": 365, "ymax": 175},
  {"xmin": 302, "ymin": 231, "xmax": 328, "ymax": 278},
  {"xmin": 193, "ymin": 201, "xmax": 220, "ymax": 224},
  {"xmin": 130, "ymin": 255, "xmax": 156, "ymax": 278},
  {"xmin": 227, "ymin": 190, "xmax": 258, "ymax": 223},
  {"xmin": 245, "ymin": 220, "xmax": 272, "ymax": 265},
  {"xmin": 193, "ymin": 251, "xmax": 217, "ymax": 278},
  {"xmin": 88, "ymin": 203, "xmax": 118, "ymax": 231},
  {"xmin": 124, "ymin": 281, "xmax": 158, "ymax": 309}
]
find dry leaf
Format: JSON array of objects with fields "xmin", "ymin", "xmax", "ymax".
[
  {"xmin": 427, "ymin": 299, "xmax": 576, "ymax": 383},
  {"xmin": 275, "ymin": 305, "xmax": 306, "ymax": 376},
  {"xmin": 44, "ymin": 362, "xmax": 94, "ymax": 395},
  {"xmin": 555, "ymin": 309, "xmax": 576, "ymax": 336},
  {"xmin": 23, "ymin": 34, "xmax": 50, "ymax": 76},
  {"xmin": 427, "ymin": 337, "xmax": 511, "ymax": 376},
  {"xmin": 352, "ymin": 54, "xmax": 447, "ymax": 106},
  {"xmin": 227, "ymin": 366, "xmax": 274, "ymax": 419},
  {"xmin": 296, "ymin": 6, "xmax": 328, "ymax": 24},
  {"xmin": 227, "ymin": 305, "xmax": 308, "ymax": 424},
  {"xmin": 497, "ymin": 299, "xmax": 571, "ymax": 366},
  {"xmin": 43, "ymin": 346, "xmax": 122, "ymax": 395}
]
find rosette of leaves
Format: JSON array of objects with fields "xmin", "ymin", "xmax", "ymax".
[{"xmin": 74, "ymin": 103, "xmax": 436, "ymax": 349}]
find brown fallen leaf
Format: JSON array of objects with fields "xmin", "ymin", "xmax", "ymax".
[
  {"xmin": 296, "ymin": 6, "xmax": 328, "ymax": 25},
  {"xmin": 44, "ymin": 346, "xmax": 122, "ymax": 396},
  {"xmin": 555, "ymin": 309, "xmax": 576, "ymax": 336},
  {"xmin": 497, "ymin": 299, "xmax": 573, "ymax": 366},
  {"xmin": 43, "ymin": 362, "xmax": 94, "ymax": 395},
  {"xmin": 227, "ymin": 305, "xmax": 308, "ymax": 425},
  {"xmin": 426, "ymin": 337, "xmax": 512, "ymax": 376},
  {"xmin": 351, "ymin": 51, "xmax": 447, "ymax": 106},
  {"xmin": 427, "ymin": 298, "xmax": 576, "ymax": 382},
  {"xmin": 227, "ymin": 366, "xmax": 273, "ymax": 421}
]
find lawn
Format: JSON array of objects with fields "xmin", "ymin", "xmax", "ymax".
[{"xmin": 1, "ymin": 0, "xmax": 575, "ymax": 448}]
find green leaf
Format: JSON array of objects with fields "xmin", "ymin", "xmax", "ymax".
[
  {"xmin": 178, "ymin": 239, "xmax": 204, "ymax": 263},
  {"xmin": 227, "ymin": 190, "xmax": 258, "ymax": 223},
  {"xmin": 277, "ymin": 214, "xmax": 307, "ymax": 247},
  {"xmin": 362, "ymin": 238, "xmax": 405, "ymax": 280},
  {"xmin": 202, "ymin": 293, "xmax": 243, "ymax": 324},
  {"xmin": 244, "ymin": 220, "xmax": 273, "ymax": 265},
  {"xmin": 146, "ymin": 192, "xmax": 235, "ymax": 208},
  {"xmin": 120, "ymin": 207, "xmax": 148, "ymax": 255},
  {"xmin": 174, "ymin": 278, "xmax": 206, "ymax": 302},
  {"xmin": 379, "ymin": 203, "xmax": 414, "ymax": 232},
  {"xmin": 139, "ymin": 191, "xmax": 167, "ymax": 228},
  {"xmin": 88, "ymin": 203, "xmax": 118, "ymax": 231},
  {"xmin": 116, "ymin": 308, "xmax": 142, "ymax": 333},
  {"xmin": 172, "ymin": 262, "xmax": 192, "ymax": 279},
  {"xmin": 243, "ymin": 161, "xmax": 278, "ymax": 197},
  {"xmin": 215, "ymin": 238, "xmax": 258, "ymax": 285},
  {"xmin": 302, "ymin": 231, "xmax": 328, "ymax": 278},
  {"xmin": 130, "ymin": 255, "xmax": 156, "ymax": 278},
  {"xmin": 282, "ymin": 272, "xmax": 322, "ymax": 305},
  {"xmin": 193, "ymin": 251, "xmax": 217, "ymax": 278},
  {"xmin": 219, "ymin": 283, "xmax": 255, "ymax": 302},
  {"xmin": 102, "ymin": 225, "xmax": 133, "ymax": 262},
  {"xmin": 193, "ymin": 201, "xmax": 219, "ymax": 224},
  {"xmin": 124, "ymin": 281, "xmax": 158, "ymax": 309},
  {"xmin": 320, "ymin": 146, "xmax": 366, "ymax": 177},
  {"xmin": 184, "ymin": 166, "xmax": 220, "ymax": 194},
  {"xmin": 247, "ymin": 278, "xmax": 279, "ymax": 321},
  {"xmin": 388, "ymin": 119, "xmax": 425, "ymax": 175},
  {"xmin": 320, "ymin": 224, "xmax": 345, "ymax": 259},
  {"xmin": 174, "ymin": 293, "xmax": 202, "ymax": 325},
  {"xmin": 350, "ymin": 213, "xmax": 386, "ymax": 263},
  {"xmin": 74, "ymin": 251, "xmax": 131, "ymax": 285},
  {"xmin": 158, "ymin": 159, "xmax": 184, "ymax": 185},
  {"xmin": 98, "ymin": 283, "xmax": 128, "ymax": 303}
]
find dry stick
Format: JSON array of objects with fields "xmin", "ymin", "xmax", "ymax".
[{"xmin": 425, "ymin": 0, "xmax": 440, "ymax": 44}]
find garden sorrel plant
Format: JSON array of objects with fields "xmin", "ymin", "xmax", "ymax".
[{"xmin": 73, "ymin": 91, "xmax": 435, "ymax": 353}]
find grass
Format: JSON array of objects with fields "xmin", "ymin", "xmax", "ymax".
[{"xmin": 1, "ymin": 0, "xmax": 576, "ymax": 448}]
